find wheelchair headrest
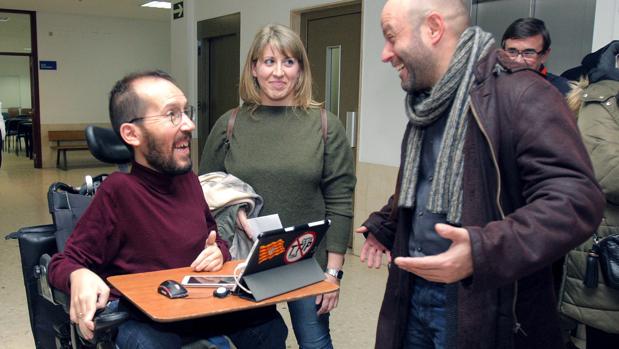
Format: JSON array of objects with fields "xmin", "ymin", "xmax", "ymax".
[{"xmin": 85, "ymin": 126, "xmax": 132, "ymax": 165}]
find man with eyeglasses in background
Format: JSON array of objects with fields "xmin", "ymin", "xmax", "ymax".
[
  {"xmin": 503, "ymin": 18, "xmax": 581, "ymax": 349},
  {"xmin": 502, "ymin": 17, "xmax": 571, "ymax": 96},
  {"xmin": 48, "ymin": 70, "xmax": 288, "ymax": 349}
]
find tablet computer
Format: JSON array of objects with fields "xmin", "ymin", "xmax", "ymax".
[{"xmin": 233, "ymin": 219, "xmax": 330, "ymax": 301}]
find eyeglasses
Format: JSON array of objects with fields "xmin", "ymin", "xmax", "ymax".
[
  {"xmin": 128, "ymin": 106, "xmax": 195, "ymax": 126},
  {"xmin": 504, "ymin": 48, "xmax": 545, "ymax": 60}
]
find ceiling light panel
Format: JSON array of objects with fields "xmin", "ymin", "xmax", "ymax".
[{"xmin": 141, "ymin": 1, "xmax": 171, "ymax": 9}]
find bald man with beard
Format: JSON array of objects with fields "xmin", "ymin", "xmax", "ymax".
[{"xmin": 356, "ymin": 1, "xmax": 604, "ymax": 348}]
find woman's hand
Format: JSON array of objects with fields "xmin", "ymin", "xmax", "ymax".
[
  {"xmin": 316, "ymin": 252, "xmax": 345, "ymax": 314},
  {"xmin": 236, "ymin": 209, "xmax": 254, "ymax": 239},
  {"xmin": 316, "ymin": 274, "xmax": 340, "ymax": 315}
]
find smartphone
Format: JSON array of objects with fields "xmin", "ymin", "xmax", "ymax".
[{"xmin": 181, "ymin": 275, "xmax": 236, "ymax": 289}]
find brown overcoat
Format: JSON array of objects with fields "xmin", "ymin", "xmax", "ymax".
[{"xmin": 364, "ymin": 50, "xmax": 605, "ymax": 349}]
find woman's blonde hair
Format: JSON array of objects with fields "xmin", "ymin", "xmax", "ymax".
[
  {"xmin": 566, "ymin": 77, "xmax": 587, "ymax": 116},
  {"xmin": 239, "ymin": 24, "xmax": 320, "ymax": 110}
]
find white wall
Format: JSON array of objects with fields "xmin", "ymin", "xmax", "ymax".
[
  {"xmin": 358, "ymin": 0, "xmax": 406, "ymax": 166},
  {"xmin": 171, "ymin": 0, "xmax": 406, "ymax": 167},
  {"xmin": 171, "ymin": 0, "xmax": 197, "ymax": 135},
  {"xmin": 37, "ymin": 12, "xmax": 170, "ymax": 125},
  {"xmin": 592, "ymin": 0, "xmax": 619, "ymax": 51}
]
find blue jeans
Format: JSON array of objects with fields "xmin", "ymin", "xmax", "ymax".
[
  {"xmin": 404, "ymin": 277, "xmax": 447, "ymax": 349},
  {"xmin": 111, "ymin": 300, "xmax": 287, "ymax": 349},
  {"xmin": 288, "ymin": 296, "xmax": 333, "ymax": 349}
]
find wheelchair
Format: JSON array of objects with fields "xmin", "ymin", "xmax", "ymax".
[
  {"xmin": 6, "ymin": 126, "xmax": 132, "ymax": 349},
  {"xmin": 8, "ymin": 126, "xmax": 229, "ymax": 349}
]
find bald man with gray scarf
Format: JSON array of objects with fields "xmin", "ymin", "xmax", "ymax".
[{"xmin": 357, "ymin": 0, "xmax": 605, "ymax": 348}]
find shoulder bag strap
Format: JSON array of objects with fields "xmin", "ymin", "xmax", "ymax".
[
  {"xmin": 320, "ymin": 108, "xmax": 328, "ymax": 144},
  {"xmin": 227, "ymin": 107, "xmax": 325, "ymax": 143},
  {"xmin": 226, "ymin": 107, "xmax": 240, "ymax": 143}
]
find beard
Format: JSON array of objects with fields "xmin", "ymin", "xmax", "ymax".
[
  {"xmin": 142, "ymin": 128, "xmax": 192, "ymax": 176},
  {"xmin": 400, "ymin": 37, "xmax": 436, "ymax": 93}
]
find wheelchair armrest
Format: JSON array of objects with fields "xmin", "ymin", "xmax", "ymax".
[
  {"xmin": 39, "ymin": 253, "xmax": 130, "ymax": 347},
  {"xmin": 37, "ymin": 253, "xmax": 69, "ymax": 311},
  {"xmin": 18, "ymin": 225, "xmax": 129, "ymax": 347},
  {"xmin": 75, "ymin": 306, "xmax": 130, "ymax": 348},
  {"xmin": 5, "ymin": 224, "xmax": 56, "ymax": 240},
  {"xmin": 94, "ymin": 310, "xmax": 130, "ymax": 333},
  {"xmin": 10, "ymin": 227, "xmax": 67, "ymax": 308}
]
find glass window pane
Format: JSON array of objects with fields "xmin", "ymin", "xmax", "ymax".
[
  {"xmin": 0, "ymin": 12, "xmax": 32, "ymax": 53},
  {"xmin": 0, "ymin": 56, "xmax": 31, "ymax": 112},
  {"xmin": 325, "ymin": 46, "xmax": 341, "ymax": 116}
]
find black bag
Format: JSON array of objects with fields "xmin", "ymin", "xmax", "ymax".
[
  {"xmin": 598, "ymin": 234, "xmax": 619, "ymax": 289},
  {"xmin": 47, "ymin": 175, "xmax": 106, "ymax": 252},
  {"xmin": 584, "ymin": 233, "xmax": 619, "ymax": 290},
  {"xmin": 48, "ymin": 182, "xmax": 93, "ymax": 252}
]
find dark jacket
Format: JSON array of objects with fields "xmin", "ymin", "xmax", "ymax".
[
  {"xmin": 363, "ymin": 49, "xmax": 605, "ymax": 349},
  {"xmin": 545, "ymin": 71, "xmax": 571, "ymax": 96}
]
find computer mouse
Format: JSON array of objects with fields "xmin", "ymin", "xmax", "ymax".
[{"xmin": 158, "ymin": 279, "xmax": 188, "ymax": 299}]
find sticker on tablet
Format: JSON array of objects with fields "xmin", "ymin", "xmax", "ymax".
[
  {"xmin": 258, "ymin": 239, "xmax": 285, "ymax": 263},
  {"xmin": 285, "ymin": 232, "xmax": 317, "ymax": 263}
]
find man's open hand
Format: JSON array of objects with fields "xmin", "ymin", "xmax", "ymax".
[
  {"xmin": 394, "ymin": 223, "xmax": 473, "ymax": 283},
  {"xmin": 357, "ymin": 226, "xmax": 392, "ymax": 269}
]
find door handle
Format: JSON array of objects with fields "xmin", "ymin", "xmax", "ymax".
[{"xmin": 346, "ymin": 111, "xmax": 356, "ymax": 148}]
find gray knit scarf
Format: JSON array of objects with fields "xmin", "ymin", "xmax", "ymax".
[{"xmin": 398, "ymin": 26, "xmax": 494, "ymax": 224}]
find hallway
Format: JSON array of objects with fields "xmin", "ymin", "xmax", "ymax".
[{"xmin": 0, "ymin": 150, "xmax": 388, "ymax": 348}]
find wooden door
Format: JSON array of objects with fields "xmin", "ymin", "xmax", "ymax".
[
  {"xmin": 197, "ymin": 13, "xmax": 240, "ymax": 160},
  {"xmin": 301, "ymin": 2, "xmax": 361, "ymax": 154}
]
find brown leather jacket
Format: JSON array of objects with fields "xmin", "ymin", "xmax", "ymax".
[{"xmin": 363, "ymin": 49, "xmax": 605, "ymax": 349}]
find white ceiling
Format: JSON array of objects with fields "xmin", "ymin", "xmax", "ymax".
[{"xmin": 0, "ymin": 0, "xmax": 171, "ymax": 21}]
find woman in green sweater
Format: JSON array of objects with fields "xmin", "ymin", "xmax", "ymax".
[{"xmin": 199, "ymin": 24, "xmax": 355, "ymax": 348}]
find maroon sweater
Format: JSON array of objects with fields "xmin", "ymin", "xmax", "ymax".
[{"xmin": 48, "ymin": 162, "xmax": 231, "ymax": 297}]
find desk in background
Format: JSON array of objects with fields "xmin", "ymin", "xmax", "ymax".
[{"xmin": 108, "ymin": 260, "xmax": 338, "ymax": 322}]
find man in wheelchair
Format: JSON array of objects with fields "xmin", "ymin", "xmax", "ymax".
[{"xmin": 47, "ymin": 70, "xmax": 287, "ymax": 348}]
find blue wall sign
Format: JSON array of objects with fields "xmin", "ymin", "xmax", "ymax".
[{"xmin": 40, "ymin": 61, "xmax": 57, "ymax": 70}]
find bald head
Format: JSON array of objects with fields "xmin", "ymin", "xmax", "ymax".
[
  {"xmin": 386, "ymin": 0, "xmax": 470, "ymax": 36},
  {"xmin": 380, "ymin": 0, "xmax": 471, "ymax": 91}
]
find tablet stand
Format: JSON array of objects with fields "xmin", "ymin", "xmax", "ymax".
[{"xmin": 237, "ymin": 258, "xmax": 325, "ymax": 302}]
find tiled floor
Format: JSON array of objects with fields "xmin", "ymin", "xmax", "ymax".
[{"xmin": 0, "ymin": 150, "xmax": 388, "ymax": 348}]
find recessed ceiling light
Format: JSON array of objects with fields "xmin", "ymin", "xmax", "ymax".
[
  {"xmin": 141, "ymin": 1, "xmax": 171, "ymax": 9},
  {"xmin": 0, "ymin": 16, "xmax": 10, "ymax": 22}
]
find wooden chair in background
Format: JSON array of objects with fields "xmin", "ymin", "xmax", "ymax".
[{"xmin": 7, "ymin": 107, "xmax": 20, "ymax": 118}]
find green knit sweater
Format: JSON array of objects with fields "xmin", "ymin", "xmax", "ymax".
[{"xmin": 199, "ymin": 105, "xmax": 356, "ymax": 268}]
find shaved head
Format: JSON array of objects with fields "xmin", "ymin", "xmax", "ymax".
[
  {"xmin": 398, "ymin": 0, "xmax": 470, "ymax": 35},
  {"xmin": 381, "ymin": 0, "xmax": 471, "ymax": 91}
]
